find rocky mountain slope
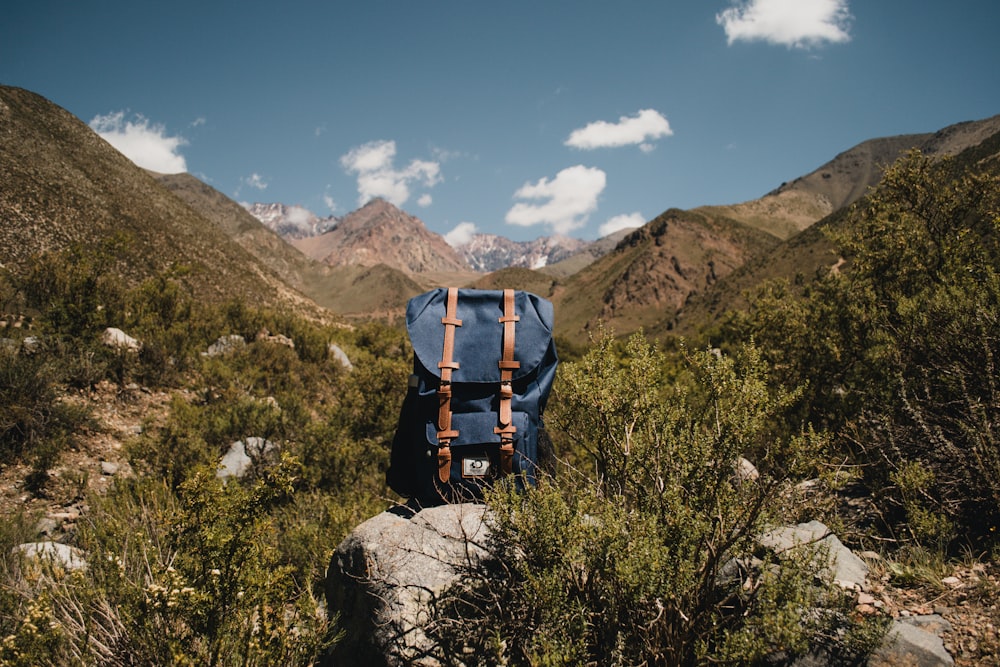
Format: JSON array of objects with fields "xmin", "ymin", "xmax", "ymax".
[
  {"xmin": 452, "ymin": 233, "xmax": 587, "ymax": 272},
  {"xmin": 0, "ymin": 85, "xmax": 304, "ymax": 310},
  {"xmin": 699, "ymin": 114, "xmax": 1000, "ymax": 240},
  {"xmin": 672, "ymin": 122, "xmax": 1000, "ymax": 340},
  {"xmin": 291, "ymin": 198, "xmax": 471, "ymax": 274},
  {"xmin": 552, "ymin": 208, "xmax": 780, "ymax": 344},
  {"xmin": 244, "ymin": 202, "xmax": 339, "ymax": 240},
  {"xmin": 153, "ymin": 173, "xmax": 335, "ymax": 301}
]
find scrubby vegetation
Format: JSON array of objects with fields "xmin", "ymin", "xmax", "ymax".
[
  {"xmin": 1, "ymin": 148, "xmax": 998, "ymax": 664},
  {"xmin": 0, "ymin": 251, "xmax": 404, "ymax": 664},
  {"xmin": 724, "ymin": 150, "xmax": 1000, "ymax": 552},
  {"xmin": 428, "ymin": 336, "xmax": 886, "ymax": 666}
]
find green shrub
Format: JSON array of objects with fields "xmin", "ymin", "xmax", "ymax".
[
  {"xmin": 430, "ymin": 334, "xmax": 871, "ymax": 666},
  {"xmin": 0, "ymin": 348, "xmax": 90, "ymax": 485},
  {"xmin": 2, "ymin": 458, "xmax": 338, "ymax": 665},
  {"xmin": 724, "ymin": 150, "xmax": 1000, "ymax": 549}
]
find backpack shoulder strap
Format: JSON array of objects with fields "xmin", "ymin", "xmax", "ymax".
[
  {"xmin": 436, "ymin": 287, "xmax": 462, "ymax": 482},
  {"xmin": 495, "ymin": 289, "xmax": 521, "ymax": 474}
]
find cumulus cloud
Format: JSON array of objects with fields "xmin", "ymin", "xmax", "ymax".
[
  {"xmin": 505, "ymin": 165, "xmax": 606, "ymax": 235},
  {"xmin": 340, "ymin": 139, "xmax": 442, "ymax": 207},
  {"xmin": 444, "ymin": 222, "xmax": 478, "ymax": 247},
  {"xmin": 90, "ymin": 111, "xmax": 188, "ymax": 173},
  {"xmin": 323, "ymin": 193, "xmax": 337, "ymax": 213},
  {"xmin": 716, "ymin": 0, "xmax": 852, "ymax": 48},
  {"xmin": 286, "ymin": 205, "xmax": 313, "ymax": 225},
  {"xmin": 417, "ymin": 193, "xmax": 433, "ymax": 207},
  {"xmin": 243, "ymin": 173, "xmax": 268, "ymax": 190},
  {"xmin": 599, "ymin": 212, "xmax": 645, "ymax": 237},
  {"xmin": 565, "ymin": 109, "xmax": 673, "ymax": 150}
]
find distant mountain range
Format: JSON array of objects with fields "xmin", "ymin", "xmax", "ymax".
[
  {"xmin": 243, "ymin": 200, "xmax": 597, "ymax": 274},
  {"xmin": 2, "ymin": 83, "xmax": 998, "ymax": 344},
  {"xmin": 245, "ymin": 202, "xmax": 339, "ymax": 240}
]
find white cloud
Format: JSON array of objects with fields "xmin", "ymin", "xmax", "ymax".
[
  {"xmin": 565, "ymin": 109, "xmax": 673, "ymax": 150},
  {"xmin": 90, "ymin": 111, "xmax": 188, "ymax": 173},
  {"xmin": 599, "ymin": 212, "xmax": 645, "ymax": 237},
  {"xmin": 417, "ymin": 193, "xmax": 433, "ymax": 207},
  {"xmin": 444, "ymin": 222, "xmax": 478, "ymax": 247},
  {"xmin": 243, "ymin": 173, "xmax": 268, "ymax": 190},
  {"xmin": 716, "ymin": 0, "xmax": 852, "ymax": 48},
  {"xmin": 323, "ymin": 194, "xmax": 337, "ymax": 212},
  {"xmin": 340, "ymin": 139, "xmax": 441, "ymax": 207},
  {"xmin": 286, "ymin": 205, "xmax": 313, "ymax": 225},
  {"xmin": 505, "ymin": 165, "xmax": 606, "ymax": 235}
]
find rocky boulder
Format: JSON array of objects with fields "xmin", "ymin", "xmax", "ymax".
[
  {"xmin": 101, "ymin": 327, "xmax": 141, "ymax": 351},
  {"xmin": 326, "ymin": 503, "xmax": 490, "ymax": 666}
]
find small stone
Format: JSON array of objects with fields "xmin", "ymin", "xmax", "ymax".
[
  {"xmin": 942, "ymin": 576, "xmax": 962, "ymax": 587},
  {"xmin": 101, "ymin": 461, "xmax": 120, "ymax": 476},
  {"xmin": 857, "ymin": 592, "xmax": 877, "ymax": 605}
]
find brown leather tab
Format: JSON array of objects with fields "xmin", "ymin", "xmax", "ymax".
[
  {"xmin": 437, "ymin": 445, "xmax": 452, "ymax": 483},
  {"xmin": 437, "ymin": 288, "xmax": 462, "ymax": 448},
  {"xmin": 499, "ymin": 441, "xmax": 514, "ymax": 475},
  {"xmin": 495, "ymin": 289, "xmax": 519, "ymax": 475},
  {"xmin": 499, "ymin": 394, "xmax": 512, "ymax": 426}
]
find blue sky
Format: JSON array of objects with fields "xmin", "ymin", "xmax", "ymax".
[{"xmin": 4, "ymin": 1, "xmax": 999, "ymax": 242}]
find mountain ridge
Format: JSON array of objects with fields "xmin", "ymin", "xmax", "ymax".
[
  {"xmin": 4, "ymin": 83, "xmax": 999, "ymax": 344},
  {"xmin": 0, "ymin": 85, "xmax": 306, "ymax": 311}
]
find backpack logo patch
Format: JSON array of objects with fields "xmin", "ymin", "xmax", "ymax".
[{"xmin": 462, "ymin": 456, "xmax": 491, "ymax": 478}]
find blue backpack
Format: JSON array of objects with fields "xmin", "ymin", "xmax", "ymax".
[{"xmin": 386, "ymin": 287, "xmax": 558, "ymax": 505}]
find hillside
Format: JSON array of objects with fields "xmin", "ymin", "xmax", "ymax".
[
  {"xmin": 699, "ymin": 114, "xmax": 1000, "ymax": 241},
  {"xmin": 552, "ymin": 208, "xmax": 780, "ymax": 345},
  {"xmin": 0, "ymin": 86, "xmax": 303, "ymax": 309},
  {"xmin": 153, "ymin": 173, "xmax": 335, "ymax": 300},
  {"xmin": 673, "ymin": 119, "xmax": 1000, "ymax": 342}
]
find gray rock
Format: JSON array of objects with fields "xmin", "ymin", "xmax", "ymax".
[
  {"xmin": 868, "ymin": 617, "xmax": 954, "ymax": 667},
  {"xmin": 15, "ymin": 541, "xmax": 87, "ymax": 571},
  {"xmin": 101, "ymin": 461, "xmax": 120, "ymax": 476},
  {"xmin": 216, "ymin": 436, "xmax": 276, "ymax": 480},
  {"xmin": 733, "ymin": 456, "xmax": 759, "ymax": 483},
  {"xmin": 33, "ymin": 517, "xmax": 60, "ymax": 538},
  {"xmin": 326, "ymin": 503, "xmax": 490, "ymax": 667},
  {"xmin": 21, "ymin": 336, "xmax": 42, "ymax": 354},
  {"xmin": 759, "ymin": 520, "xmax": 869, "ymax": 590},
  {"xmin": 328, "ymin": 343, "xmax": 354, "ymax": 371},
  {"xmin": 203, "ymin": 334, "xmax": 246, "ymax": 357},
  {"xmin": 101, "ymin": 327, "xmax": 141, "ymax": 351}
]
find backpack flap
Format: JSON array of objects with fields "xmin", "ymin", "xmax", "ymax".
[{"xmin": 406, "ymin": 288, "xmax": 555, "ymax": 387}]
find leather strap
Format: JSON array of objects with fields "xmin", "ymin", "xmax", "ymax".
[
  {"xmin": 436, "ymin": 287, "xmax": 461, "ymax": 482},
  {"xmin": 494, "ymin": 289, "xmax": 520, "ymax": 474}
]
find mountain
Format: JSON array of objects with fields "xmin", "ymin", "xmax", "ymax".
[
  {"xmin": 153, "ymin": 173, "xmax": 332, "ymax": 299},
  {"xmin": 699, "ymin": 114, "xmax": 1000, "ymax": 240},
  {"xmin": 453, "ymin": 234, "xmax": 587, "ymax": 272},
  {"xmin": 539, "ymin": 228, "xmax": 636, "ymax": 279},
  {"xmin": 291, "ymin": 198, "xmax": 472, "ymax": 274},
  {"xmin": 5, "ymin": 83, "xmax": 997, "ymax": 341},
  {"xmin": 672, "ymin": 116, "xmax": 1000, "ymax": 340},
  {"xmin": 551, "ymin": 209, "xmax": 780, "ymax": 344},
  {"xmin": 0, "ymin": 86, "xmax": 303, "ymax": 309},
  {"xmin": 551, "ymin": 114, "xmax": 1000, "ymax": 346},
  {"xmin": 244, "ymin": 202, "xmax": 339, "ymax": 240},
  {"xmin": 154, "ymin": 175, "xmax": 428, "ymax": 317}
]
